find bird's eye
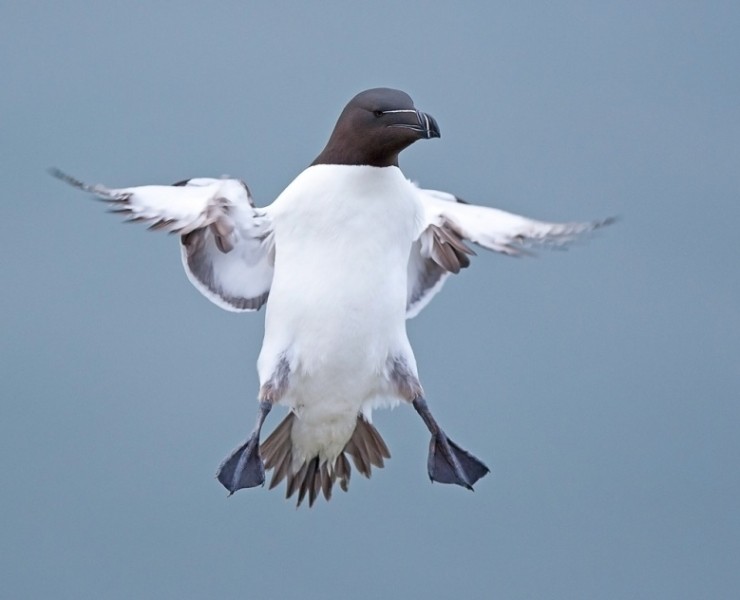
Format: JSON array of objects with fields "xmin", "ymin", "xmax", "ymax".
[{"xmin": 373, "ymin": 110, "xmax": 384, "ymax": 118}]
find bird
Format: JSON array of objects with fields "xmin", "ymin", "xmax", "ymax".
[{"xmin": 52, "ymin": 87, "xmax": 612, "ymax": 507}]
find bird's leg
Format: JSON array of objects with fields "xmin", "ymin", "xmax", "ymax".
[
  {"xmin": 217, "ymin": 357, "xmax": 289, "ymax": 495},
  {"xmin": 412, "ymin": 396, "xmax": 490, "ymax": 490},
  {"xmin": 216, "ymin": 400, "xmax": 272, "ymax": 494}
]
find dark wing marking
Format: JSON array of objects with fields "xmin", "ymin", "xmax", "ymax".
[{"xmin": 406, "ymin": 191, "xmax": 473, "ymax": 318}]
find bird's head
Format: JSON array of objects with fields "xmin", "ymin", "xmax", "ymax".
[{"xmin": 312, "ymin": 88, "xmax": 440, "ymax": 168}]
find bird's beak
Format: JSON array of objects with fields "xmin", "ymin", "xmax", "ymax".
[
  {"xmin": 417, "ymin": 110, "xmax": 441, "ymax": 139},
  {"xmin": 386, "ymin": 109, "xmax": 441, "ymax": 139}
]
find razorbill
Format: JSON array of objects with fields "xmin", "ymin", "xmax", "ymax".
[{"xmin": 52, "ymin": 88, "xmax": 612, "ymax": 507}]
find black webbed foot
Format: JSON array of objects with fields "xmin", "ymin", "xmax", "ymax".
[
  {"xmin": 216, "ymin": 434, "xmax": 265, "ymax": 494},
  {"xmin": 427, "ymin": 433, "xmax": 489, "ymax": 489},
  {"xmin": 412, "ymin": 395, "xmax": 490, "ymax": 490},
  {"xmin": 216, "ymin": 400, "xmax": 273, "ymax": 495}
]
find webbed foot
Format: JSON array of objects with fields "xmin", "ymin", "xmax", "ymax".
[
  {"xmin": 412, "ymin": 395, "xmax": 490, "ymax": 490},
  {"xmin": 427, "ymin": 433, "xmax": 489, "ymax": 489},
  {"xmin": 216, "ymin": 434, "xmax": 265, "ymax": 494},
  {"xmin": 216, "ymin": 400, "xmax": 273, "ymax": 495}
]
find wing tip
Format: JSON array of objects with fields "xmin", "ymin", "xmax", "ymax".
[
  {"xmin": 596, "ymin": 215, "xmax": 619, "ymax": 229},
  {"xmin": 49, "ymin": 167, "xmax": 122, "ymax": 201},
  {"xmin": 48, "ymin": 167, "xmax": 83, "ymax": 189}
]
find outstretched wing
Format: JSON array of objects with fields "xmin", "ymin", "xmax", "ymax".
[
  {"xmin": 51, "ymin": 169, "xmax": 274, "ymax": 312},
  {"xmin": 407, "ymin": 186, "xmax": 614, "ymax": 318}
]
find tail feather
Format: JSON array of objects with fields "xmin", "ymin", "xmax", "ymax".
[
  {"xmin": 344, "ymin": 437, "xmax": 371, "ymax": 477},
  {"xmin": 320, "ymin": 462, "xmax": 332, "ymax": 501},
  {"xmin": 352, "ymin": 417, "xmax": 390, "ymax": 468},
  {"xmin": 259, "ymin": 412, "xmax": 391, "ymax": 507},
  {"xmin": 262, "ymin": 413, "xmax": 294, "ymax": 490},
  {"xmin": 335, "ymin": 453, "xmax": 351, "ymax": 493}
]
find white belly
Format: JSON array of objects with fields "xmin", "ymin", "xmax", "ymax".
[{"xmin": 257, "ymin": 165, "xmax": 422, "ymax": 463}]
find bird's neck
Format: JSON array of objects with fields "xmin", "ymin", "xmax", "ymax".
[{"xmin": 311, "ymin": 133, "xmax": 400, "ymax": 168}]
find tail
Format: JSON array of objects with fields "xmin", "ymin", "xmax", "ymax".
[{"xmin": 260, "ymin": 413, "xmax": 390, "ymax": 507}]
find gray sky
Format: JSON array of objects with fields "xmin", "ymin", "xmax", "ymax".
[{"xmin": 2, "ymin": 2, "xmax": 739, "ymax": 598}]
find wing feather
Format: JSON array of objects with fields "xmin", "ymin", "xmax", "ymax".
[
  {"xmin": 407, "ymin": 185, "xmax": 613, "ymax": 318},
  {"xmin": 52, "ymin": 169, "xmax": 274, "ymax": 312}
]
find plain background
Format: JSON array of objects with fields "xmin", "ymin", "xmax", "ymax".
[{"xmin": 2, "ymin": 2, "xmax": 738, "ymax": 598}]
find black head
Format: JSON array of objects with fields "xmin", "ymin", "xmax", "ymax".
[{"xmin": 311, "ymin": 88, "xmax": 440, "ymax": 168}]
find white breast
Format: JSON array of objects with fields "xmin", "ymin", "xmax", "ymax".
[{"xmin": 257, "ymin": 165, "xmax": 423, "ymax": 463}]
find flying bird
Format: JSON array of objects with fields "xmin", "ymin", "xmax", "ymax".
[{"xmin": 52, "ymin": 88, "xmax": 611, "ymax": 507}]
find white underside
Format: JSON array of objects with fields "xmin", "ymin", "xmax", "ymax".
[{"xmin": 257, "ymin": 165, "xmax": 424, "ymax": 467}]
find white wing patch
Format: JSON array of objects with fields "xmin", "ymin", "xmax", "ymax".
[
  {"xmin": 52, "ymin": 169, "xmax": 274, "ymax": 312},
  {"xmin": 407, "ymin": 184, "xmax": 613, "ymax": 318},
  {"xmin": 180, "ymin": 216, "xmax": 274, "ymax": 312}
]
